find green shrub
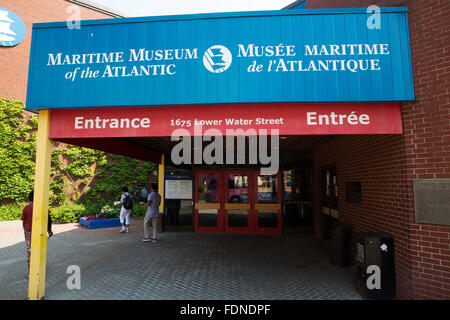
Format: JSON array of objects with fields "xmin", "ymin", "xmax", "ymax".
[
  {"xmin": 82, "ymin": 201, "xmax": 108, "ymax": 216},
  {"xmin": 50, "ymin": 202, "xmax": 85, "ymax": 224},
  {"xmin": 132, "ymin": 203, "xmax": 147, "ymax": 217},
  {"xmin": 49, "ymin": 201, "xmax": 120, "ymax": 223},
  {"xmin": 0, "ymin": 200, "xmax": 149, "ymax": 223},
  {"xmin": 0, "ymin": 203, "xmax": 26, "ymax": 221},
  {"xmin": 82, "ymin": 201, "xmax": 146, "ymax": 218},
  {"xmin": 100, "ymin": 204, "xmax": 120, "ymax": 219}
]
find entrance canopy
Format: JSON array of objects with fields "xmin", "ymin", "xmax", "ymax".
[{"xmin": 26, "ymin": 7, "xmax": 413, "ymax": 158}]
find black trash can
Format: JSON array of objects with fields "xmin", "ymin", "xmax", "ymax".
[
  {"xmin": 330, "ymin": 222, "xmax": 350, "ymax": 267},
  {"xmin": 354, "ymin": 232, "xmax": 396, "ymax": 300}
]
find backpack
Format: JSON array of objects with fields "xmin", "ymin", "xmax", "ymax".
[{"xmin": 123, "ymin": 193, "xmax": 133, "ymax": 210}]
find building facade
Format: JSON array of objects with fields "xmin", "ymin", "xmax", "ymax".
[{"xmin": 0, "ymin": 0, "xmax": 449, "ymax": 300}]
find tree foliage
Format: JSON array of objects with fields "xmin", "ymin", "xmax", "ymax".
[{"xmin": 0, "ymin": 97, "xmax": 156, "ymax": 209}]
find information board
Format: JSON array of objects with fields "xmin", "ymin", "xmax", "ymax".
[{"xmin": 165, "ymin": 174, "xmax": 193, "ymax": 200}]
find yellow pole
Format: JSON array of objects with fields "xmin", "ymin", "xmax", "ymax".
[
  {"xmin": 158, "ymin": 153, "xmax": 165, "ymax": 213},
  {"xmin": 28, "ymin": 110, "xmax": 52, "ymax": 300}
]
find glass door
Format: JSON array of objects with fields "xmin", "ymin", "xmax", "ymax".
[
  {"xmin": 194, "ymin": 170, "xmax": 282, "ymax": 234},
  {"xmin": 194, "ymin": 171, "xmax": 223, "ymax": 233},
  {"xmin": 253, "ymin": 172, "xmax": 282, "ymax": 234},
  {"xmin": 224, "ymin": 171, "xmax": 253, "ymax": 233}
]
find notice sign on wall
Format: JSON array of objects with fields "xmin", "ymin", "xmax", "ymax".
[
  {"xmin": 413, "ymin": 179, "xmax": 450, "ymax": 226},
  {"xmin": 26, "ymin": 7, "xmax": 414, "ymax": 110},
  {"xmin": 165, "ymin": 174, "xmax": 193, "ymax": 200}
]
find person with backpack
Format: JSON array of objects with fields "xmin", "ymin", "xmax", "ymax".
[{"xmin": 116, "ymin": 186, "xmax": 133, "ymax": 233}]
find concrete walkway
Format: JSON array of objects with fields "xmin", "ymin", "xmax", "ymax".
[{"xmin": 0, "ymin": 218, "xmax": 362, "ymax": 300}]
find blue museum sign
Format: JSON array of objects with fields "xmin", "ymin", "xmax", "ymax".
[{"xmin": 26, "ymin": 7, "xmax": 414, "ymax": 110}]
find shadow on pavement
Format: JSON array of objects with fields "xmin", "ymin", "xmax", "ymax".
[{"xmin": 0, "ymin": 217, "xmax": 362, "ymax": 300}]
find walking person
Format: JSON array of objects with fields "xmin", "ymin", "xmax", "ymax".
[
  {"xmin": 116, "ymin": 187, "xmax": 133, "ymax": 233},
  {"xmin": 21, "ymin": 191, "xmax": 34, "ymax": 277},
  {"xmin": 141, "ymin": 183, "xmax": 161, "ymax": 242},
  {"xmin": 21, "ymin": 190, "xmax": 53, "ymax": 278}
]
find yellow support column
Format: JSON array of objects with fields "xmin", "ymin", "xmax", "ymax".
[
  {"xmin": 157, "ymin": 154, "xmax": 165, "ymax": 233},
  {"xmin": 28, "ymin": 110, "xmax": 52, "ymax": 300},
  {"xmin": 158, "ymin": 153, "xmax": 165, "ymax": 214}
]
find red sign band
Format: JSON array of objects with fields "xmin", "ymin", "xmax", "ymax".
[{"xmin": 49, "ymin": 103, "xmax": 402, "ymax": 138}]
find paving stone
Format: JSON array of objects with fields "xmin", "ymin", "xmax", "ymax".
[{"xmin": 0, "ymin": 219, "xmax": 362, "ymax": 300}]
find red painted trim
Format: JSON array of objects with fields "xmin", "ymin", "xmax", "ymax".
[{"xmin": 194, "ymin": 173, "xmax": 198, "ymax": 233}]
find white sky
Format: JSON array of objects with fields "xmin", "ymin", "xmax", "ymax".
[{"xmin": 90, "ymin": 0, "xmax": 296, "ymax": 17}]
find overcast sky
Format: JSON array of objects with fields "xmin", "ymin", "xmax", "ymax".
[{"xmin": 90, "ymin": 0, "xmax": 295, "ymax": 17}]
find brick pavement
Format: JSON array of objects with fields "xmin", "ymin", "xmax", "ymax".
[{"xmin": 0, "ymin": 218, "xmax": 362, "ymax": 300}]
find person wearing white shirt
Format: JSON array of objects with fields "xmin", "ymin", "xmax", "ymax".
[{"xmin": 115, "ymin": 186, "xmax": 132, "ymax": 233}]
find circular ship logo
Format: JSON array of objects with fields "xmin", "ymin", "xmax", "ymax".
[
  {"xmin": 203, "ymin": 45, "xmax": 232, "ymax": 73},
  {"xmin": 0, "ymin": 7, "xmax": 26, "ymax": 47}
]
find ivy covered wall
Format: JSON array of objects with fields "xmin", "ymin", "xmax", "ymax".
[
  {"xmin": 0, "ymin": 98, "xmax": 37, "ymax": 203},
  {"xmin": 0, "ymin": 97, "xmax": 156, "ymax": 209}
]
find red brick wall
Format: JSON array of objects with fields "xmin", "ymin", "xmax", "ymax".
[
  {"xmin": 309, "ymin": 0, "xmax": 450, "ymax": 299},
  {"xmin": 0, "ymin": 0, "xmax": 113, "ymax": 102},
  {"xmin": 313, "ymin": 135, "xmax": 413, "ymax": 299}
]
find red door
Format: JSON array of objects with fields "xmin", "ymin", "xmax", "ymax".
[
  {"xmin": 224, "ymin": 171, "xmax": 253, "ymax": 234},
  {"xmin": 194, "ymin": 170, "xmax": 224, "ymax": 233},
  {"xmin": 253, "ymin": 172, "xmax": 282, "ymax": 234},
  {"xmin": 194, "ymin": 170, "xmax": 282, "ymax": 234}
]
